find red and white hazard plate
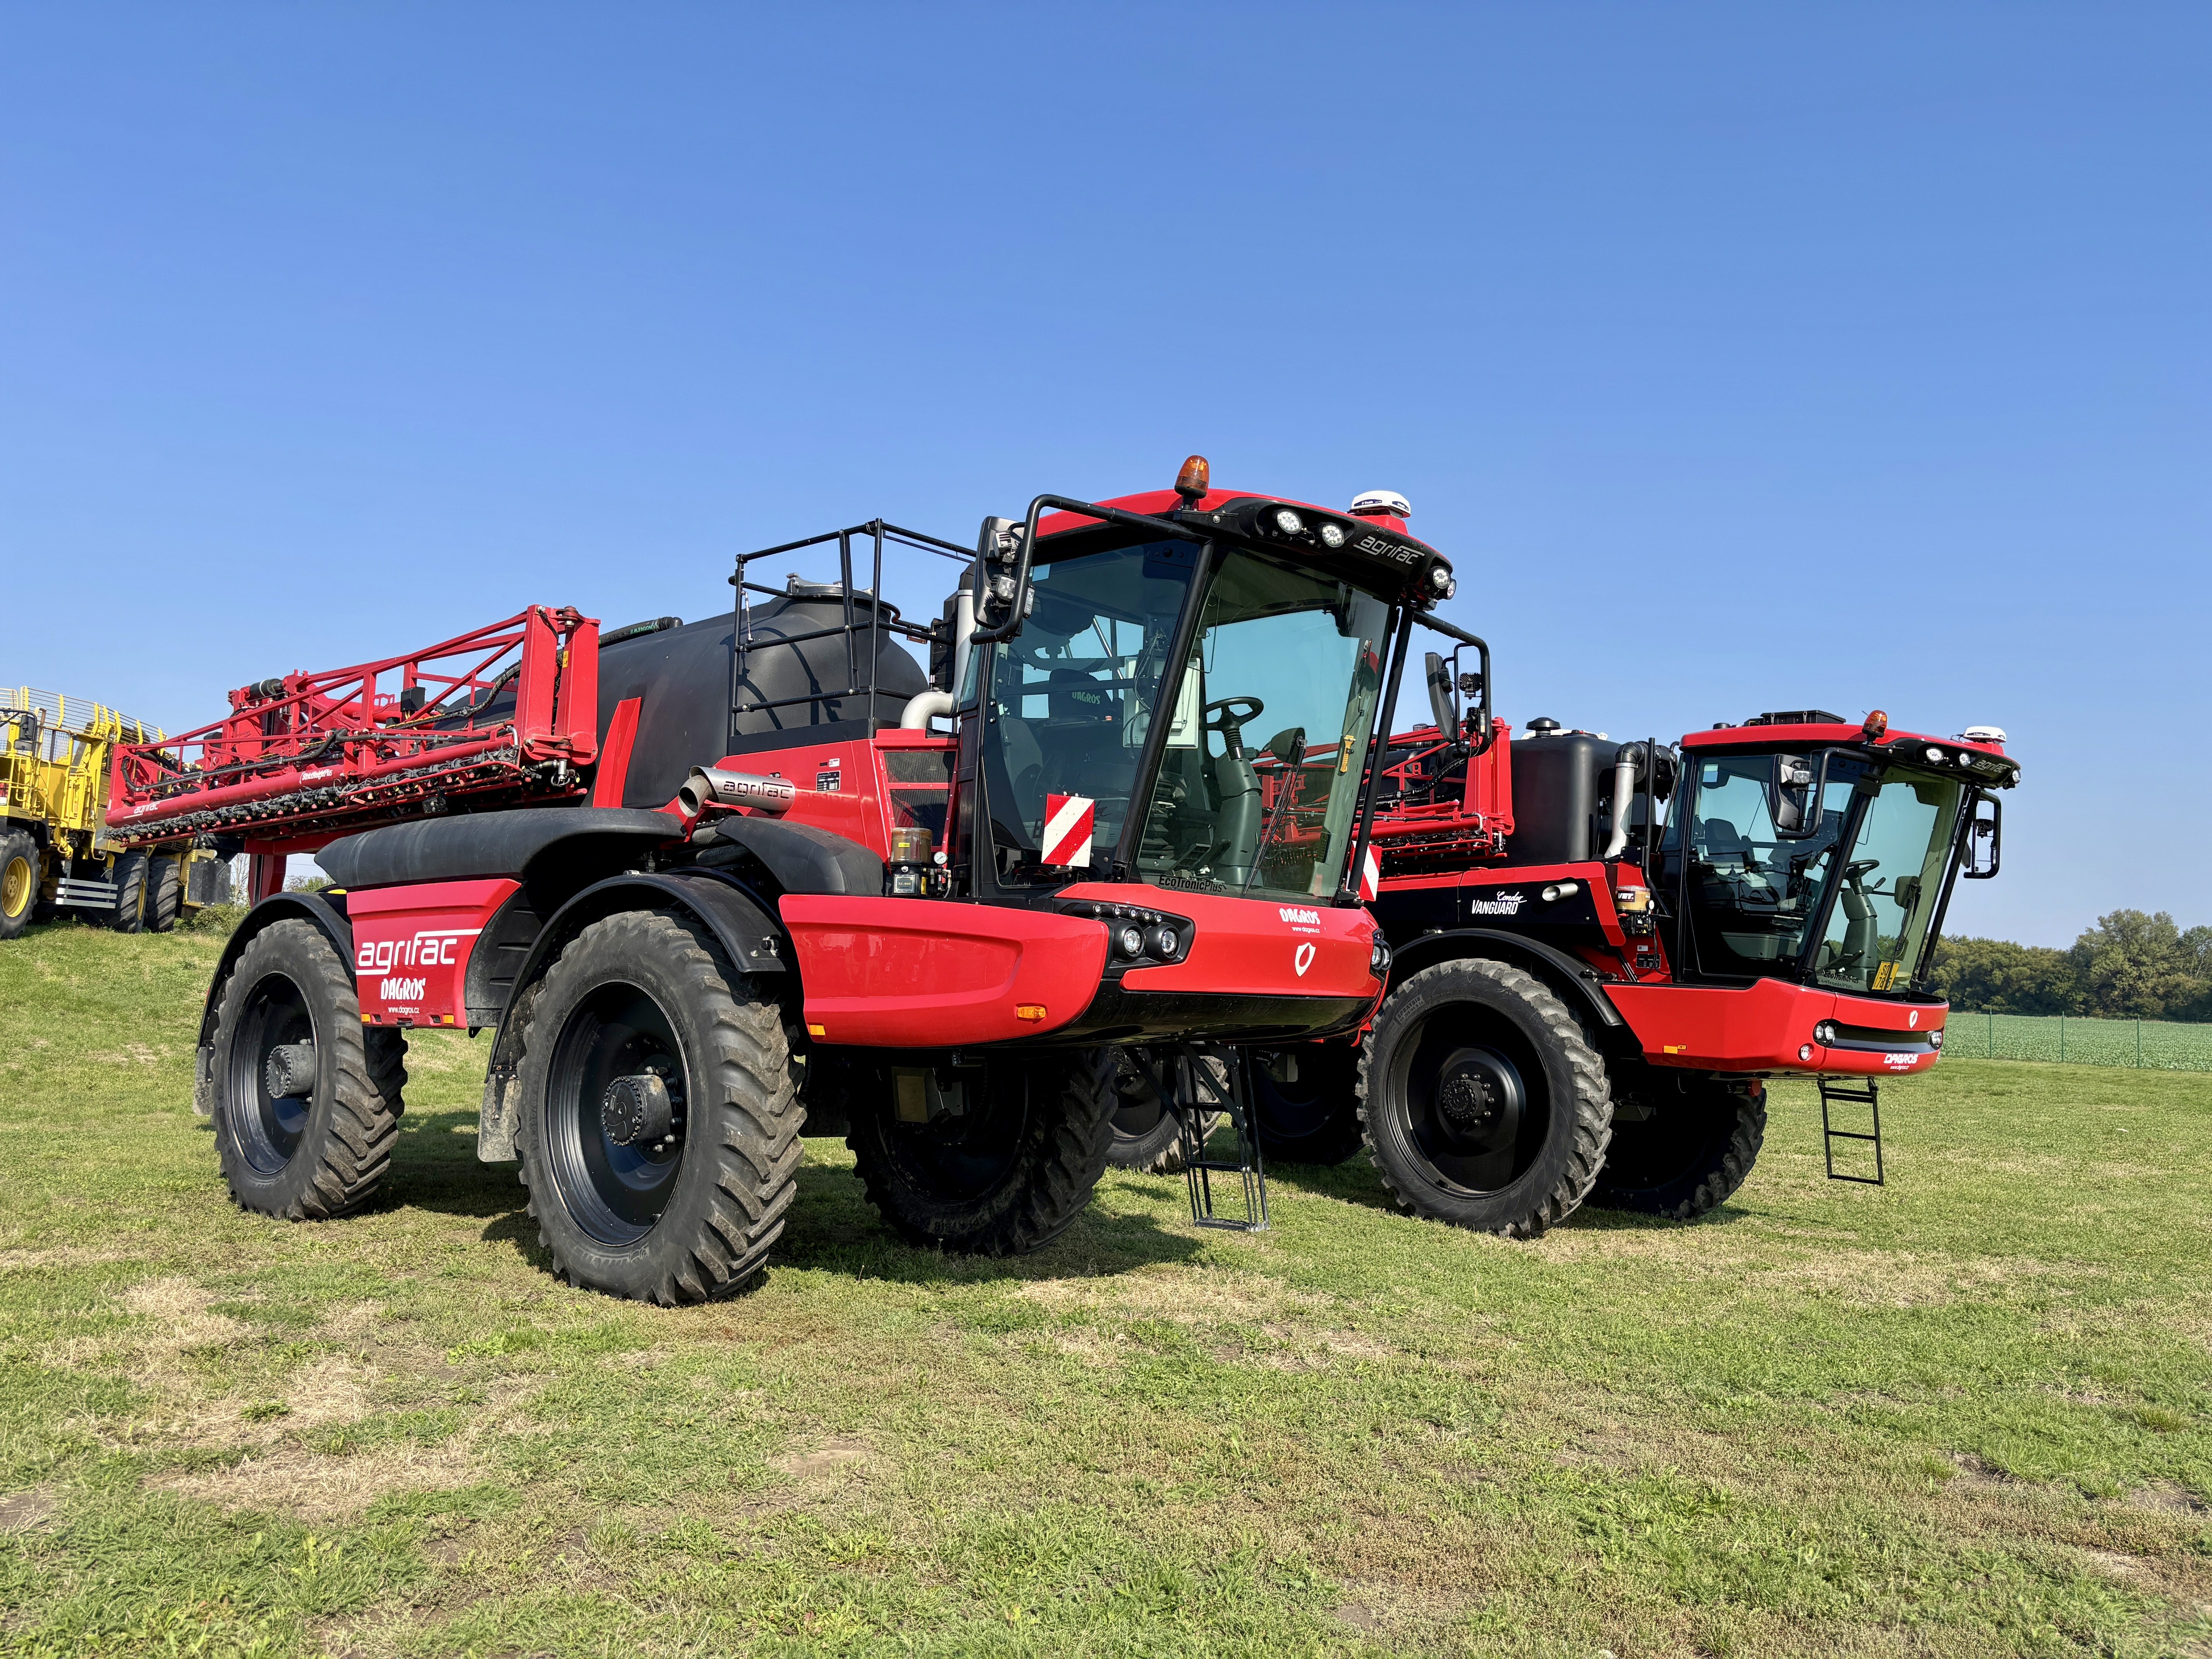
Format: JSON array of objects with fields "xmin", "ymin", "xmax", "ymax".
[
  {"xmin": 1357, "ymin": 844, "xmax": 1381, "ymax": 903},
  {"xmin": 1041, "ymin": 793, "xmax": 1095, "ymax": 866}
]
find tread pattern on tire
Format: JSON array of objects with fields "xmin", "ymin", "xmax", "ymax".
[
  {"xmin": 145, "ymin": 856, "xmax": 182, "ymax": 933},
  {"xmin": 513, "ymin": 910, "xmax": 803, "ymax": 1305},
  {"xmin": 850, "ymin": 1048, "xmax": 1117, "ymax": 1256},
  {"xmin": 214, "ymin": 919, "xmax": 402, "ymax": 1219},
  {"xmin": 112, "ymin": 850, "xmax": 148, "ymax": 934},
  {"xmin": 1592, "ymin": 1080, "xmax": 1766, "ymax": 1221},
  {"xmin": 1357, "ymin": 957, "xmax": 1612, "ymax": 1239}
]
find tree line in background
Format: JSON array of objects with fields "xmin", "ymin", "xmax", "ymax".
[{"xmin": 1930, "ymin": 911, "xmax": 2212, "ymax": 1022}]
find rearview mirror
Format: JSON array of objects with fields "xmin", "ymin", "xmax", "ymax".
[
  {"xmin": 1963, "ymin": 794, "xmax": 2001, "ymax": 879},
  {"xmin": 1265, "ymin": 726, "xmax": 1308, "ymax": 769},
  {"xmin": 1423, "ymin": 652, "xmax": 1456, "ymax": 743},
  {"xmin": 1770, "ymin": 752, "xmax": 1829, "ymax": 839}
]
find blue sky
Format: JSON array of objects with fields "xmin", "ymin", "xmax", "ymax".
[{"xmin": 3, "ymin": 5, "xmax": 2204, "ymax": 945}]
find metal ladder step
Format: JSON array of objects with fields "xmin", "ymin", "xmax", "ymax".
[
  {"xmin": 1819, "ymin": 1077, "xmax": 1884, "ymax": 1186},
  {"xmin": 1131, "ymin": 1046, "xmax": 1269, "ymax": 1233}
]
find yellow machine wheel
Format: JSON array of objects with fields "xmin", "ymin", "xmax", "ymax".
[{"xmin": 0, "ymin": 831, "xmax": 38, "ymax": 942}]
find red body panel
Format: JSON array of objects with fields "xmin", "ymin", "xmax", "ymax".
[
  {"xmin": 349, "ymin": 878, "xmax": 519, "ymax": 1028},
  {"xmin": 1605, "ymin": 979, "xmax": 1945, "ymax": 1077},
  {"xmin": 1060, "ymin": 883, "xmax": 1384, "ymax": 1003},
  {"xmin": 781, "ymin": 896, "xmax": 1108, "ymax": 1048},
  {"xmin": 692, "ymin": 729, "xmax": 957, "ymax": 857}
]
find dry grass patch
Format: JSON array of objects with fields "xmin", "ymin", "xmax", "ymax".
[
  {"xmin": 0, "ymin": 1486, "xmax": 57, "ymax": 1532},
  {"xmin": 156, "ymin": 1436, "xmax": 484, "ymax": 1523},
  {"xmin": 770, "ymin": 1435, "xmax": 875, "ymax": 1483},
  {"xmin": 1017, "ymin": 1264, "xmax": 1333, "ymax": 1326}
]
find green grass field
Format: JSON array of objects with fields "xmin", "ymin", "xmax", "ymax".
[{"xmin": 2, "ymin": 921, "xmax": 2209, "ymax": 1657}]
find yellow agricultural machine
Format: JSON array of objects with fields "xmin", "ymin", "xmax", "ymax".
[{"xmin": 0, "ymin": 688, "xmax": 231, "ymax": 941}]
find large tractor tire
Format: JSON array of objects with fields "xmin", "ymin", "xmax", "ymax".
[
  {"xmin": 111, "ymin": 850, "xmax": 149, "ymax": 933},
  {"xmin": 850, "ymin": 1048, "xmax": 1116, "ymax": 1254},
  {"xmin": 513, "ymin": 910, "xmax": 802, "ymax": 1305},
  {"xmin": 0, "ymin": 832, "xmax": 37, "ymax": 941},
  {"xmin": 210, "ymin": 920, "xmax": 403, "ymax": 1219},
  {"xmin": 144, "ymin": 855, "xmax": 183, "ymax": 933},
  {"xmin": 1590, "ymin": 1073, "xmax": 1766, "ymax": 1220},
  {"xmin": 1251, "ymin": 1042, "xmax": 1364, "ymax": 1166},
  {"xmin": 1104, "ymin": 1048, "xmax": 1224, "ymax": 1174},
  {"xmin": 1358, "ymin": 957, "xmax": 1612, "ymax": 1238}
]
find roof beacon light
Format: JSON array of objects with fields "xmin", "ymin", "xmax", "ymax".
[
  {"xmin": 1862, "ymin": 709, "xmax": 1889, "ymax": 740},
  {"xmin": 1175, "ymin": 455, "xmax": 1211, "ymax": 503},
  {"xmin": 1349, "ymin": 489, "xmax": 1412, "ymax": 519}
]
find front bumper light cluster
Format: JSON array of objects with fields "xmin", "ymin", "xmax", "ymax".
[{"xmin": 1058, "ymin": 899, "xmax": 1194, "ymax": 967}]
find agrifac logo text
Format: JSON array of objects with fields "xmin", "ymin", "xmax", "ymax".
[{"xmin": 356, "ymin": 928, "xmax": 479, "ymax": 974}]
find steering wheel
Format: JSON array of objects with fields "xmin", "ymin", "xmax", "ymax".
[
  {"xmin": 1205, "ymin": 696, "xmax": 1263, "ymax": 734},
  {"xmin": 1845, "ymin": 859, "xmax": 1881, "ymax": 880}
]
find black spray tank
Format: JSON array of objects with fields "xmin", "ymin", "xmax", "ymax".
[{"xmin": 592, "ymin": 581, "xmax": 931, "ymax": 809}]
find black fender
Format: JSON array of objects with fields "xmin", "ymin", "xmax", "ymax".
[
  {"xmin": 1382, "ymin": 927, "xmax": 1625, "ymax": 1036},
  {"xmin": 474, "ymin": 868, "xmax": 787, "ymax": 1160},
  {"xmin": 192, "ymin": 891, "xmax": 355, "ymax": 1117}
]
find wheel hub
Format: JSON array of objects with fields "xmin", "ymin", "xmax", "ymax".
[
  {"xmin": 1, "ymin": 855, "xmax": 30, "ymax": 918},
  {"xmin": 601, "ymin": 1072, "xmax": 676, "ymax": 1148},
  {"xmin": 263, "ymin": 1041, "xmax": 316, "ymax": 1098},
  {"xmin": 1428, "ymin": 1046, "xmax": 1525, "ymax": 1155}
]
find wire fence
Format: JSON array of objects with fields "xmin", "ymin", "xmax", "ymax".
[{"xmin": 1942, "ymin": 1012, "xmax": 2212, "ymax": 1071}]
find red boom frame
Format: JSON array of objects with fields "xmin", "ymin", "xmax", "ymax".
[{"xmin": 106, "ymin": 606, "xmax": 600, "ymax": 852}]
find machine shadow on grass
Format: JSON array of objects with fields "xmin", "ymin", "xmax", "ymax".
[
  {"xmin": 1257, "ymin": 1145, "xmax": 1760, "ymax": 1235},
  {"xmin": 383, "ymin": 1107, "xmax": 1206, "ymax": 1291}
]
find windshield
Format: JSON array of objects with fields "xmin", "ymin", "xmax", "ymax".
[
  {"xmin": 1663, "ymin": 751, "xmax": 1966, "ymax": 993},
  {"xmin": 1812, "ymin": 771, "xmax": 1964, "ymax": 993},
  {"xmin": 977, "ymin": 538, "xmax": 1391, "ymax": 900}
]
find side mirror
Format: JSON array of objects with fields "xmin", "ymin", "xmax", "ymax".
[
  {"xmin": 1265, "ymin": 725, "xmax": 1308, "ymax": 769},
  {"xmin": 970, "ymin": 517, "xmax": 1033, "ymax": 638},
  {"xmin": 1770, "ymin": 752, "xmax": 1829, "ymax": 839},
  {"xmin": 1963, "ymin": 794, "xmax": 2001, "ymax": 878},
  {"xmin": 1423, "ymin": 652, "xmax": 1456, "ymax": 743}
]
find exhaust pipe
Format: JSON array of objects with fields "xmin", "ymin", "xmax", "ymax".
[
  {"xmin": 1603, "ymin": 743, "xmax": 1642, "ymax": 859},
  {"xmin": 901, "ymin": 689, "xmax": 956, "ymax": 730},
  {"xmin": 678, "ymin": 767, "xmax": 798, "ymax": 819}
]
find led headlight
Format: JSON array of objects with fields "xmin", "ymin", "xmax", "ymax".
[
  {"xmin": 1273, "ymin": 508, "xmax": 1305, "ymax": 535},
  {"xmin": 1428, "ymin": 565, "xmax": 1454, "ymax": 594},
  {"xmin": 1929, "ymin": 1028, "xmax": 1943, "ymax": 1049},
  {"xmin": 1117, "ymin": 924, "xmax": 1146, "ymax": 958},
  {"xmin": 1799, "ymin": 1044, "xmax": 1815, "ymax": 1061},
  {"xmin": 1814, "ymin": 1020, "xmax": 1838, "ymax": 1045},
  {"xmin": 1148, "ymin": 925, "xmax": 1178, "ymax": 958},
  {"xmin": 1317, "ymin": 522, "xmax": 1346, "ymax": 549}
]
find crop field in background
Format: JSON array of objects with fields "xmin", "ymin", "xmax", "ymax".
[
  {"xmin": 1942, "ymin": 1014, "xmax": 2212, "ymax": 1072},
  {"xmin": 2, "ymin": 922, "xmax": 2210, "ymax": 1657}
]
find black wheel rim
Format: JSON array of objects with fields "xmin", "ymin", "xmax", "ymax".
[
  {"xmin": 226, "ymin": 971, "xmax": 317, "ymax": 1176},
  {"xmin": 1252, "ymin": 1059, "xmax": 1336, "ymax": 1142},
  {"xmin": 545, "ymin": 981, "xmax": 691, "ymax": 1247},
  {"xmin": 891, "ymin": 1063, "xmax": 1029, "ymax": 1198},
  {"xmin": 1389, "ymin": 1006, "xmax": 1551, "ymax": 1194},
  {"xmin": 1110, "ymin": 1062, "xmax": 1168, "ymax": 1143}
]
